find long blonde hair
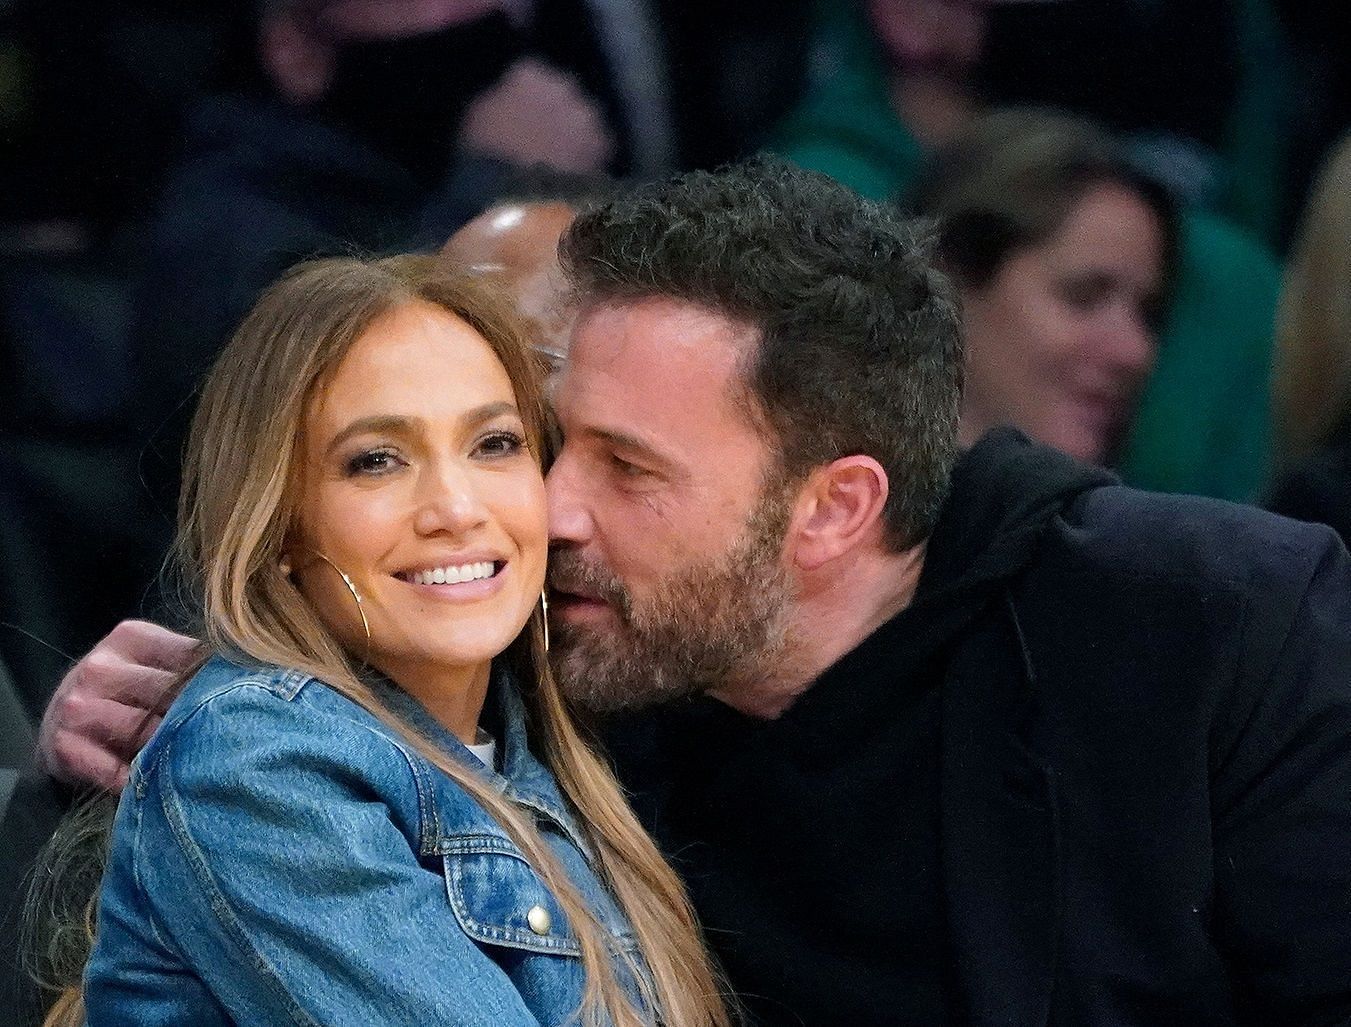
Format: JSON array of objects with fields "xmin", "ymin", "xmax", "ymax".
[
  {"xmin": 38, "ymin": 255, "xmax": 730, "ymax": 1027},
  {"xmin": 1274, "ymin": 132, "xmax": 1351, "ymax": 464}
]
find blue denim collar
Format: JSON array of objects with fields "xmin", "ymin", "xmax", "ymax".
[{"xmin": 367, "ymin": 666, "xmax": 594, "ymax": 858}]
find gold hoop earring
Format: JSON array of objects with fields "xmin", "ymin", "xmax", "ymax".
[
  {"xmin": 308, "ymin": 551, "xmax": 372, "ymax": 655},
  {"xmin": 539, "ymin": 590, "xmax": 550, "ymax": 653}
]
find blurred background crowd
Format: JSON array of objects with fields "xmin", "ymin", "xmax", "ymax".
[{"xmin": 1, "ymin": 0, "xmax": 1350, "ymax": 783}]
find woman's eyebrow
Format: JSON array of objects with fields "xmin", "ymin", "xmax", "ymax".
[
  {"xmin": 461, "ymin": 401, "xmax": 521, "ymax": 432},
  {"xmin": 325, "ymin": 403, "xmax": 522, "ymax": 456},
  {"xmin": 325, "ymin": 414, "xmax": 412, "ymax": 456}
]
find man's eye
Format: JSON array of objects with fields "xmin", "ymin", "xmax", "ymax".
[
  {"xmin": 610, "ymin": 454, "xmax": 648, "ymax": 478},
  {"xmin": 345, "ymin": 448, "xmax": 403, "ymax": 476},
  {"xmin": 476, "ymin": 430, "xmax": 527, "ymax": 458}
]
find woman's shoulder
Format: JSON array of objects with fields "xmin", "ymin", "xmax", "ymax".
[{"xmin": 138, "ymin": 654, "xmax": 424, "ymax": 790}]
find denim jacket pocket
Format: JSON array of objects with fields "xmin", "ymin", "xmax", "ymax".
[{"xmin": 440, "ymin": 835, "xmax": 588, "ymax": 956}]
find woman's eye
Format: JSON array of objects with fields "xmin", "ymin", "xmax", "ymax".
[
  {"xmin": 345, "ymin": 448, "xmax": 403, "ymax": 476},
  {"xmin": 1058, "ymin": 274, "xmax": 1113, "ymax": 311},
  {"xmin": 475, "ymin": 431, "xmax": 527, "ymax": 459}
]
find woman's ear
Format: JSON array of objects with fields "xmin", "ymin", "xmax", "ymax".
[
  {"xmin": 279, "ymin": 553, "xmax": 294, "ymax": 578},
  {"xmin": 787, "ymin": 456, "xmax": 890, "ymax": 572}
]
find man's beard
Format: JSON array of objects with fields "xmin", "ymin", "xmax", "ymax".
[{"xmin": 547, "ymin": 488, "xmax": 794, "ymax": 714}]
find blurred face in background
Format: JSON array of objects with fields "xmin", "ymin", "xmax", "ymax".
[
  {"xmin": 866, "ymin": 0, "xmax": 988, "ymax": 85},
  {"xmin": 865, "ymin": 0, "xmax": 1004, "ymax": 146},
  {"xmin": 260, "ymin": 0, "xmax": 515, "ymax": 179},
  {"xmin": 957, "ymin": 182, "xmax": 1165, "ymax": 464}
]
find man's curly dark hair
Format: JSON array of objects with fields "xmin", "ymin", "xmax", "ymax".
[{"xmin": 558, "ymin": 157, "xmax": 964, "ymax": 548}]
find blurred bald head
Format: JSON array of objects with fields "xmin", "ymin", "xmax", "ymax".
[{"xmin": 442, "ymin": 200, "xmax": 578, "ymax": 368}]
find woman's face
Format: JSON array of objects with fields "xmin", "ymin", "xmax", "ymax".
[
  {"xmin": 290, "ymin": 299, "xmax": 547, "ymax": 688},
  {"xmin": 958, "ymin": 182, "xmax": 1165, "ymax": 464}
]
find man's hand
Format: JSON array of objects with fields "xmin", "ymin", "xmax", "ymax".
[
  {"xmin": 38, "ymin": 621, "xmax": 199, "ymax": 792},
  {"xmin": 460, "ymin": 57, "xmax": 616, "ymax": 173}
]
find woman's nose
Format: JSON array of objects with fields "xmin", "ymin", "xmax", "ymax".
[
  {"xmin": 1102, "ymin": 305, "xmax": 1157, "ymax": 379},
  {"xmin": 412, "ymin": 464, "xmax": 489, "ymax": 536}
]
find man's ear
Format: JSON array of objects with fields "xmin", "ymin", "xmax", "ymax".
[
  {"xmin": 787, "ymin": 456, "xmax": 890, "ymax": 572},
  {"xmin": 259, "ymin": 10, "xmax": 335, "ymax": 105}
]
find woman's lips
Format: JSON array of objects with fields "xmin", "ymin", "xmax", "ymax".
[{"xmin": 396, "ymin": 560, "xmax": 508, "ymax": 603}]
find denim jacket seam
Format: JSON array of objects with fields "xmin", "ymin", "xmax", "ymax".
[
  {"xmin": 128, "ymin": 797, "xmax": 175, "ymax": 954},
  {"xmin": 169, "ymin": 670, "xmax": 439, "ymax": 846},
  {"xmin": 155, "ymin": 737, "xmax": 325, "ymax": 1027},
  {"xmin": 138, "ymin": 677, "xmax": 291, "ymax": 778}
]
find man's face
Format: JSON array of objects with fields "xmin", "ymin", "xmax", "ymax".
[
  {"xmin": 545, "ymin": 299, "xmax": 794, "ymax": 711},
  {"xmin": 866, "ymin": 0, "xmax": 988, "ymax": 84}
]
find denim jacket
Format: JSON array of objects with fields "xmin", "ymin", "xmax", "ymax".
[{"xmin": 84, "ymin": 655, "xmax": 647, "ymax": 1025}]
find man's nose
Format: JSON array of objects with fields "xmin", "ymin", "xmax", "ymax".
[
  {"xmin": 412, "ymin": 462, "xmax": 489, "ymax": 536},
  {"xmin": 545, "ymin": 450, "xmax": 593, "ymax": 545}
]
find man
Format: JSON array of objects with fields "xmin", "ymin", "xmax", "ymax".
[
  {"xmin": 772, "ymin": 0, "xmax": 1282, "ymax": 505},
  {"xmin": 40, "ymin": 161, "xmax": 1351, "ymax": 1024}
]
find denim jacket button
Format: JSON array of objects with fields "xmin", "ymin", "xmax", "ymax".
[{"xmin": 527, "ymin": 905, "xmax": 552, "ymax": 936}]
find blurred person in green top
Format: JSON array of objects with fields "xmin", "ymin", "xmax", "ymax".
[
  {"xmin": 913, "ymin": 109, "xmax": 1178, "ymax": 468},
  {"xmin": 772, "ymin": 0, "xmax": 1281, "ymax": 501}
]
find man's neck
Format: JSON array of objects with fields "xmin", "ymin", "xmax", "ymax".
[{"xmin": 709, "ymin": 543, "xmax": 927, "ymax": 719}]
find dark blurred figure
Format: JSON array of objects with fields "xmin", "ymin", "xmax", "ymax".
[
  {"xmin": 980, "ymin": 0, "xmax": 1240, "ymax": 207},
  {"xmin": 1268, "ymin": 133, "xmax": 1351, "ymax": 544},
  {"xmin": 0, "ymin": 0, "xmax": 242, "ymax": 238},
  {"xmin": 1270, "ymin": 1, "xmax": 1351, "ymax": 245},
  {"xmin": 773, "ymin": 0, "xmax": 1281, "ymax": 502},
  {"xmin": 0, "ymin": 3, "xmax": 247, "ymax": 720},
  {"xmin": 131, "ymin": 0, "xmax": 813, "ymax": 513},
  {"xmin": 130, "ymin": 0, "xmax": 608, "ymax": 490},
  {"xmin": 913, "ymin": 110, "xmax": 1176, "ymax": 466}
]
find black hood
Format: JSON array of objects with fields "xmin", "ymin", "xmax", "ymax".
[
  {"xmin": 918, "ymin": 427, "xmax": 1118, "ymax": 610},
  {"xmin": 771, "ymin": 428, "xmax": 1115, "ymax": 738}
]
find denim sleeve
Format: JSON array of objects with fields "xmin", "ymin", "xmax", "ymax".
[{"xmin": 133, "ymin": 684, "xmax": 543, "ymax": 1026}]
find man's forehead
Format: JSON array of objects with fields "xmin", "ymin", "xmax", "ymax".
[
  {"xmin": 556, "ymin": 297, "xmax": 763, "ymax": 443},
  {"xmin": 567, "ymin": 297, "xmax": 754, "ymax": 374}
]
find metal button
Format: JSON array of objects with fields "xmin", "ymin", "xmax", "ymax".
[{"xmin": 527, "ymin": 905, "xmax": 552, "ymax": 936}]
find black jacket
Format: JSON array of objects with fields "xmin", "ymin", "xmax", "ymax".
[{"xmin": 611, "ymin": 430, "xmax": 1351, "ymax": 1025}]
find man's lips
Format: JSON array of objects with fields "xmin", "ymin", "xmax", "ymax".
[
  {"xmin": 550, "ymin": 588, "xmax": 607, "ymax": 607},
  {"xmin": 549, "ymin": 589, "xmax": 614, "ymax": 622}
]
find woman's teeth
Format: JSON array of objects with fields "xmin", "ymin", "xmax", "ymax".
[{"xmin": 408, "ymin": 562, "xmax": 497, "ymax": 586}]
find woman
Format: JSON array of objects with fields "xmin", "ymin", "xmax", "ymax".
[
  {"xmin": 909, "ymin": 109, "xmax": 1178, "ymax": 466},
  {"xmin": 48, "ymin": 255, "xmax": 729, "ymax": 1025}
]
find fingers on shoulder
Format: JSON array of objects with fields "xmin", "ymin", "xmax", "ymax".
[{"xmin": 106, "ymin": 619, "xmax": 200, "ymax": 669}]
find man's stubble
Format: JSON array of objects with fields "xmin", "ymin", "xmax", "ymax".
[{"xmin": 547, "ymin": 483, "xmax": 795, "ymax": 714}]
